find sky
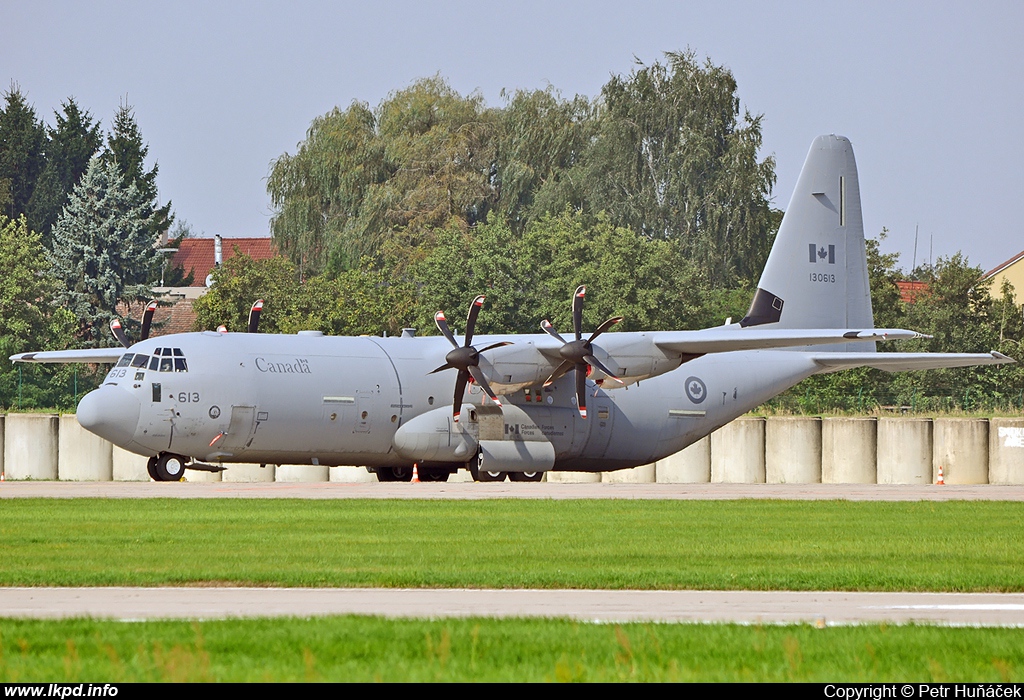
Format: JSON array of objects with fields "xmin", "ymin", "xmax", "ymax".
[{"xmin": 4, "ymin": 1, "xmax": 1023, "ymax": 273}]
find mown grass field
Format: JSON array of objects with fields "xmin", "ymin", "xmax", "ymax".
[
  {"xmin": 1, "ymin": 617, "xmax": 1022, "ymax": 682},
  {"xmin": 3, "ymin": 497, "xmax": 1023, "ymax": 682},
  {"xmin": 1, "ymin": 498, "xmax": 1022, "ymax": 590}
]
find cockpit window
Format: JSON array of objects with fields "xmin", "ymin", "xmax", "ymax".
[
  {"xmin": 116, "ymin": 354, "xmax": 133, "ymax": 368},
  {"xmin": 174, "ymin": 357, "xmax": 188, "ymax": 372},
  {"xmin": 130, "ymin": 354, "xmax": 149, "ymax": 368},
  {"xmin": 159, "ymin": 356, "xmax": 173, "ymax": 372},
  {"xmin": 149, "ymin": 355, "xmax": 160, "ymax": 371}
]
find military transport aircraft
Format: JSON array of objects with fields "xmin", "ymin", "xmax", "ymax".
[{"xmin": 12, "ymin": 135, "xmax": 1012, "ymax": 482}]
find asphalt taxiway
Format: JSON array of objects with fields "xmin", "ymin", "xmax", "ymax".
[
  {"xmin": 2, "ymin": 587, "xmax": 1023, "ymax": 626},
  {"xmin": 2, "ymin": 481, "xmax": 1024, "ymax": 500}
]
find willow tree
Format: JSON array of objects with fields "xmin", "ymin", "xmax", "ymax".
[
  {"xmin": 581, "ymin": 51, "xmax": 777, "ymax": 286},
  {"xmin": 267, "ymin": 77, "xmax": 497, "ymax": 276}
]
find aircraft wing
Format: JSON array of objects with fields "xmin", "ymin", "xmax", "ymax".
[
  {"xmin": 810, "ymin": 351, "xmax": 1015, "ymax": 372},
  {"xmin": 10, "ymin": 348, "xmax": 125, "ymax": 364},
  {"xmin": 653, "ymin": 328, "xmax": 924, "ymax": 355}
]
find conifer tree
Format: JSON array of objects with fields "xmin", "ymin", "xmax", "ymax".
[
  {"xmin": 0, "ymin": 85, "xmax": 46, "ymax": 221},
  {"xmin": 49, "ymin": 157, "xmax": 157, "ymax": 344},
  {"xmin": 26, "ymin": 98, "xmax": 102, "ymax": 240},
  {"xmin": 100, "ymin": 102, "xmax": 173, "ymax": 247}
]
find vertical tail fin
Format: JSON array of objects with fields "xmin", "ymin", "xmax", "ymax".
[{"xmin": 741, "ymin": 135, "xmax": 875, "ymax": 351}]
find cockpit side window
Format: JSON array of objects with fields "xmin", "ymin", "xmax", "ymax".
[
  {"xmin": 130, "ymin": 354, "xmax": 149, "ymax": 368},
  {"xmin": 174, "ymin": 357, "xmax": 188, "ymax": 372},
  {"xmin": 149, "ymin": 355, "xmax": 160, "ymax": 370},
  {"xmin": 116, "ymin": 354, "xmax": 133, "ymax": 368}
]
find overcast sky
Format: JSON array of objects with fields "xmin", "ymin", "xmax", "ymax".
[{"xmin": 5, "ymin": 1, "xmax": 1022, "ymax": 272}]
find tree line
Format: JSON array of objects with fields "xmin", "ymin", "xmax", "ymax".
[
  {"xmin": 1, "ymin": 49, "xmax": 1021, "ymax": 412},
  {"xmin": 0, "ymin": 85, "xmax": 182, "ymax": 407}
]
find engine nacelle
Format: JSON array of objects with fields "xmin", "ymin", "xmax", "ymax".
[{"xmin": 392, "ymin": 407, "xmax": 477, "ymax": 463}]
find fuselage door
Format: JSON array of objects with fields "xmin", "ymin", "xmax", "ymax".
[{"xmin": 219, "ymin": 405, "xmax": 257, "ymax": 452}]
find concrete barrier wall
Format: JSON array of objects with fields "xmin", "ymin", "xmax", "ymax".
[
  {"xmin": 275, "ymin": 464, "xmax": 330, "ymax": 482},
  {"xmin": 765, "ymin": 417, "xmax": 821, "ymax": 484},
  {"xmin": 990, "ymin": 418, "xmax": 1024, "ymax": 484},
  {"xmin": 933, "ymin": 418, "xmax": 989, "ymax": 484},
  {"xmin": 822, "ymin": 417, "xmax": 877, "ymax": 483},
  {"xmin": 602, "ymin": 463, "xmax": 656, "ymax": 483},
  {"xmin": 546, "ymin": 471, "xmax": 602, "ymax": 483},
  {"xmin": 329, "ymin": 466, "xmax": 377, "ymax": 483},
  {"xmin": 4, "ymin": 414, "xmax": 58, "ymax": 480},
  {"xmin": 712, "ymin": 417, "xmax": 765, "ymax": 483},
  {"xmin": 112, "ymin": 446, "xmax": 151, "ymax": 481},
  {"xmin": 5, "ymin": 414, "xmax": 1024, "ymax": 483},
  {"xmin": 57, "ymin": 414, "xmax": 113, "ymax": 481},
  {"xmin": 877, "ymin": 418, "xmax": 932, "ymax": 484},
  {"xmin": 656, "ymin": 436, "xmax": 711, "ymax": 483},
  {"xmin": 222, "ymin": 463, "xmax": 276, "ymax": 482}
]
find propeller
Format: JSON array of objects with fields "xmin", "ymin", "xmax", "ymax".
[
  {"xmin": 110, "ymin": 300, "xmax": 160, "ymax": 348},
  {"xmin": 430, "ymin": 294, "xmax": 512, "ymax": 422},
  {"xmin": 248, "ymin": 299, "xmax": 264, "ymax": 333},
  {"xmin": 540, "ymin": 285, "xmax": 624, "ymax": 419}
]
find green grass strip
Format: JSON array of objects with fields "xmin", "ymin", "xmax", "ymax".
[
  {"xmin": 1, "ymin": 499, "xmax": 1022, "ymax": 591},
  {"xmin": 1, "ymin": 617, "xmax": 1022, "ymax": 682}
]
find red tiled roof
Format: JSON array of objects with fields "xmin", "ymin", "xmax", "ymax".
[
  {"xmin": 896, "ymin": 280, "xmax": 929, "ymax": 304},
  {"xmin": 170, "ymin": 237, "xmax": 278, "ymax": 286},
  {"xmin": 120, "ymin": 298, "xmax": 198, "ymax": 336}
]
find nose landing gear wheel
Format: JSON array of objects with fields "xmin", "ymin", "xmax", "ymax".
[
  {"xmin": 153, "ymin": 453, "xmax": 187, "ymax": 481},
  {"xmin": 508, "ymin": 471, "xmax": 543, "ymax": 482}
]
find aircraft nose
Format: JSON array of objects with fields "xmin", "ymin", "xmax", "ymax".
[{"xmin": 76, "ymin": 386, "xmax": 141, "ymax": 446}]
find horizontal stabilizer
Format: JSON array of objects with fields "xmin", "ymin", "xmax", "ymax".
[
  {"xmin": 654, "ymin": 328, "xmax": 926, "ymax": 355},
  {"xmin": 10, "ymin": 348, "xmax": 125, "ymax": 364},
  {"xmin": 811, "ymin": 351, "xmax": 1014, "ymax": 373}
]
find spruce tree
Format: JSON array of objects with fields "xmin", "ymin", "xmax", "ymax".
[
  {"xmin": 100, "ymin": 102, "xmax": 173, "ymax": 248},
  {"xmin": 26, "ymin": 98, "xmax": 103, "ymax": 241},
  {"xmin": 49, "ymin": 157, "xmax": 157, "ymax": 344},
  {"xmin": 0, "ymin": 85, "xmax": 46, "ymax": 221}
]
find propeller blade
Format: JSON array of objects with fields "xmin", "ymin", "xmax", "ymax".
[
  {"xmin": 109, "ymin": 318, "xmax": 130, "ymax": 348},
  {"xmin": 434, "ymin": 311, "xmax": 459, "ymax": 349},
  {"xmin": 540, "ymin": 320, "xmax": 566, "ymax": 344},
  {"xmin": 575, "ymin": 368, "xmax": 588, "ymax": 419},
  {"xmin": 248, "ymin": 299, "xmax": 264, "ymax": 333},
  {"xmin": 477, "ymin": 341, "xmax": 513, "ymax": 354},
  {"xmin": 543, "ymin": 360, "xmax": 574, "ymax": 387},
  {"xmin": 468, "ymin": 365, "xmax": 502, "ymax": 406},
  {"xmin": 584, "ymin": 354, "xmax": 624, "ymax": 384},
  {"xmin": 588, "ymin": 316, "xmax": 623, "ymax": 343},
  {"xmin": 452, "ymin": 370, "xmax": 469, "ymax": 422},
  {"xmin": 464, "ymin": 295, "xmax": 485, "ymax": 348},
  {"xmin": 140, "ymin": 300, "xmax": 158, "ymax": 341},
  {"xmin": 428, "ymin": 363, "xmax": 453, "ymax": 374},
  {"xmin": 572, "ymin": 285, "xmax": 586, "ymax": 341}
]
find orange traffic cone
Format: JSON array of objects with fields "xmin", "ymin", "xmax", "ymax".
[
  {"xmin": 412, "ymin": 463, "xmax": 420, "ymax": 483},
  {"xmin": 936, "ymin": 465, "xmax": 945, "ymax": 485}
]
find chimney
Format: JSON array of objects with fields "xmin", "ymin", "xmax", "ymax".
[{"xmin": 214, "ymin": 234, "xmax": 223, "ymax": 267}]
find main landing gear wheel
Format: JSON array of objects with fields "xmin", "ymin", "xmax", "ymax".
[
  {"xmin": 153, "ymin": 453, "xmax": 187, "ymax": 481},
  {"xmin": 508, "ymin": 471, "xmax": 543, "ymax": 482},
  {"xmin": 476, "ymin": 469, "xmax": 507, "ymax": 482},
  {"xmin": 376, "ymin": 466, "xmax": 413, "ymax": 482},
  {"xmin": 419, "ymin": 468, "xmax": 450, "ymax": 482}
]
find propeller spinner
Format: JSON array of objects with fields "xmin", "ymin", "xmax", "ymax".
[
  {"xmin": 541, "ymin": 285, "xmax": 624, "ymax": 419},
  {"xmin": 430, "ymin": 295, "xmax": 512, "ymax": 422}
]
